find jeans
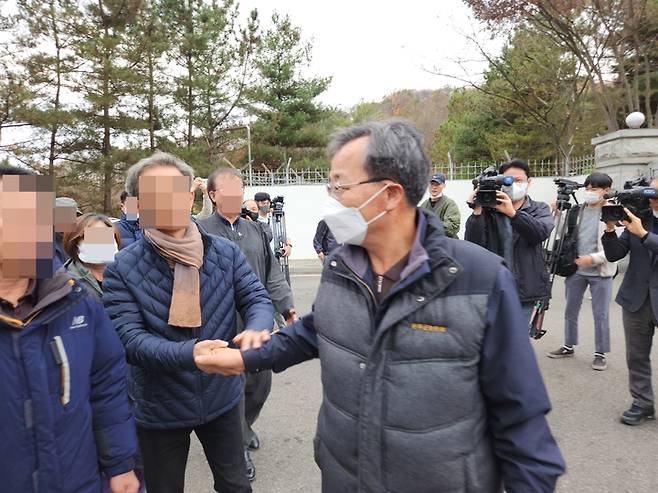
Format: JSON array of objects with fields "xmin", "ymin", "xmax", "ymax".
[{"xmin": 564, "ymin": 273, "xmax": 613, "ymax": 353}]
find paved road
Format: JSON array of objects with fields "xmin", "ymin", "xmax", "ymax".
[{"xmin": 185, "ymin": 264, "xmax": 658, "ymax": 493}]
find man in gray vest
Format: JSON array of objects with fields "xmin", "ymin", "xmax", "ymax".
[{"xmin": 195, "ymin": 120, "xmax": 565, "ymax": 492}]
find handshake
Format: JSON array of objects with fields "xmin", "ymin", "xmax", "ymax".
[{"xmin": 192, "ymin": 330, "xmax": 271, "ymax": 376}]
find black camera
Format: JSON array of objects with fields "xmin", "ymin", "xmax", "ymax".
[
  {"xmin": 271, "ymin": 195, "xmax": 284, "ymax": 213},
  {"xmin": 240, "ymin": 206, "xmax": 259, "ymax": 222},
  {"xmin": 472, "ymin": 166, "xmax": 514, "ymax": 208},
  {"xmin": 602, "ymin": 184, "xmax": 658, "ymax": 222}
]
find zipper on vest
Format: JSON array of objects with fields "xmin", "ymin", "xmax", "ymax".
[{"xmin": 339, "ymin": 262, "xmax": 377, "ymax": 307}]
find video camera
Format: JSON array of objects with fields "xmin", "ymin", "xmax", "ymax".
[
  {"xmin": 602, "ymin": 177, "xmax": 657, "ymax": 223},
  {"xmin": 471, "ymin": 166, "xmax": 514, "ymax": 208},
  {"xmin": 271, "ymin": 195, "xmax": 285, "ymax": 213}
]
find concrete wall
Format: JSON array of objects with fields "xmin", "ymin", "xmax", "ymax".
[{"xmin": 246, "ymin": 174, "xmax": 590, "ymax": 260}]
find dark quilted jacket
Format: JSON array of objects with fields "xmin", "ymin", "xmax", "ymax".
[{"xmin": 102, "ymin": 225, "xmax": 274, "ymax": 429}]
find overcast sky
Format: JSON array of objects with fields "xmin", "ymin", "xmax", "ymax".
[{"xmin": 243, "ymin": 0, "xmax": 498, "ymax": 108}]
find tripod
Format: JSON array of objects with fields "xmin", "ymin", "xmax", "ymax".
[
  {"xmin": 529, "ymin": 192, "xmax": 578, "ymax": 339},
  {"xmin": 271, "ymin": 209, "xmax": 291, "ymax": 285}
]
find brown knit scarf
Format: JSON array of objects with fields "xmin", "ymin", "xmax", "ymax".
[{"xmin": 144, "ymin": 222, "xmax": 204, "ymax": 328}]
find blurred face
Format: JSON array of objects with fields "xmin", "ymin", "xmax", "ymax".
[
  {"xmin": 429, "ymin": 181, "xmax": 445, "ymax": 199},
  {"xmin": 138, "ymin": 167, "xmax": 194, "ymax": 230},
  {"xmin": 0, "ymin": 175, "xmax": 68, "ymax": 279},
  {"xmin": 209, "ymin": 174, "xmax": 244, "ymax": 216},
  {"xmin": 78, "ymin": 220, "xmax": 118, "ymax": 266},
  {"xmin": 122, "ymin": 197, "xmax": 138, "ymax": 220}
]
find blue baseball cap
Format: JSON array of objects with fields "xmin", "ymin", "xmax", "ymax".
[{"xmin": 430, "ymin": 173, "xmax": 446, "ymax": 184}]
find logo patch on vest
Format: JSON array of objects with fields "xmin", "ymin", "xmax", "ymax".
[
  {"xmin": 410, "ymin": 323, "xmax": 447, "ymax": 333},
  {"xmin": 70, "ymin": 315, "xmax": 87, "ymax": 330}
]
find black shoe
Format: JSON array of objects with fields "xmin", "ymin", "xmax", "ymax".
[
  {"xmin": 621, "ymin": 404, "xmax": 656, "ymax": 426},
  {"xmin": 248, "ymin": 432, "xmax": 260, "ymax": 451},
  {"xmin": 244, "ymin": 450, "xmax": 256, "ymax": 482}
]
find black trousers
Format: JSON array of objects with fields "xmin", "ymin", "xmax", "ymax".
[
  {"xmin": 623, "ymin": 298, "xmax": 658, "ymax": 410},
  {"xmin": 137, "ymin": 404, "xmax": 251, "ymax": 493},
  {"xmin": 240, "ymin": 370, "xmax": 272, "ymax": 447}
]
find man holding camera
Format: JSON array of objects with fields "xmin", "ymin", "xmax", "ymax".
[
  {"xmin": 465, "ymin": 159, "xmax": 554, "ymax": 322},
  {"xmin": 254, "ymin": 192, "xmax": 292, "ymax": 258},
  {"xmin": 198, "ymin": 169, "xmax": 296, "ymax": 481},
  {"xmin": 602, "ymin": 177, "xmax": 658, "ymax": 425},
  {"xmin": 547, "ymin": 172, "xmax": 617, "ymax": 370}
]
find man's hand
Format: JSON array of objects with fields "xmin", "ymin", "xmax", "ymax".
[
  {"xmin": 317, "ymin": 252, "xmax": 325, "ymax": 263},
  {"xmin": 623, "ymin": 208, "xmax": 648, "ymax": 238},
  {"xmin": 193, "ymin": 340, "xmax": 229, "ymax": 372},
  {"xmin": 191, "ymin": 177, "xmax": 207, "ymax": 194},
  {"xmin": 467, "ymin": 188, "xmax": 483, "ymax": 215},
  {"xmin": 233, "ymin": 329, "xmax": 271, "ymax": 350},
  {"xmin": 281, "ymin": 241, "xmax": 292, "ymax": 257},
  {"xmin": 194, "ymin": 348, "xmax": 246, "ymax": 376},
  {"xmin": 284, "ymin": 308, "xmax": 298, "ymax": 326},
  {"xmin": 575, "ymin": 255, "xmax": 594, "ymax": 267},
  {"xmin": 495, "ymin": 191, "xmax": 516, "ymax": 218},
  {"xmin": 604, "ymin": 220, "xmax": 618, "ymax": 233},
  {"xmin": 109, "ymin": 470, "xmax": 140, "ymax": 493}
]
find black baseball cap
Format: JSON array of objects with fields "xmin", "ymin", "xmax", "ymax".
[
  {"xmin": 430, "ymin": 173, "xmax": 446, "ymax": 184},
  {"xmin": 254, "ymin": 192, "xmax": 271, "ymax": 202}
]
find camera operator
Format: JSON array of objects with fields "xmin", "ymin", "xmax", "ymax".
[
  {"xmin": 199, "ymin": 169, "xmax": 297, "ymax": 481},
  {"xmin": 602, "ymin": 177, "xmax": 658, "ymax": 426},
  {"xmin": 254, "ymin": 192, "xmax": 292, "ymax": 257},
  {"xmin": 465, "ymin": 159, "xmax": 554, "ymax": 322},
  {"xmin": 546, "ymin": 172, "xmax": 617, "ymax": 371}
]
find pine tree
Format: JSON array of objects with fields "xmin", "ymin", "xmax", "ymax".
[
  {"xmin": 247, "ymin": 12, "xmax": 330, "ymax": 157},
  {"xmin": 162, "ymin": 0, "xmax": 259, "ymax": 166},
  {"xmin": 72, "ymin": 0, "xmax": 145, "ymax": 213}
]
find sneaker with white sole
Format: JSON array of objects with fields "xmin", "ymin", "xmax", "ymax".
[
  {"xmin": 592, "ymin": 354, "xmax": 607, "ymax": 371},
  {"xmin": 547, "ymin": 346, "xmax": 575, "ymax": 359}
]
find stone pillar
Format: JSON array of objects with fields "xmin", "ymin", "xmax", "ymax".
[{"xmin": 591, "ymin": 129, "xmax": 658, "ymax": 187}]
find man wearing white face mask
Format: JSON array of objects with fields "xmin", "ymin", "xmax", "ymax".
[
  {"xmin": 547, "ymin": 172, "xmax": 617, "ymax": 371},
  {"xmin": 465, "ymin": 159, "xmax": 554, "ymax": 323},
  {"xmin": 193, "ymin": 121, "xmax": 565, "ymax": 492}
]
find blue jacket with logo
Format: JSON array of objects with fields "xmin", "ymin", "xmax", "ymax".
[
  {"xmin": 0, "ymin": 266, "xmax": 138, "ymax": 493},
  {"xmin": 102, "ymin": 225, "xmax": 274, "ymax": 429}
]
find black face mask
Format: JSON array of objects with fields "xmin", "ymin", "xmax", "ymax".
[
  {"xmin": 258, "ymin": 204, "xmax": 270, "ymax": 214},
  {"xmin": 240, "ymin": 207, "xmax": 259, "ymax": 222}
]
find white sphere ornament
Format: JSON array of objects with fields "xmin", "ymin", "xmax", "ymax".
[{"xmin": 626, "ymin": 112, "xmax": 646, "ymax": 129}]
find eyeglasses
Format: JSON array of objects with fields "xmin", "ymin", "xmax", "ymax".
[{"xmin": 325, "ymin": 177, "xmax": 390, "ymax": 196}]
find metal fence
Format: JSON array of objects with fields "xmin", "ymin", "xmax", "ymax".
[{"xmin": 241, "ymin": 155, "xmax": 596, "ymax": 187}]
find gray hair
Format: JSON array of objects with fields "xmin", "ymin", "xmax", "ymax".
[
  {"xmin": 327, "ymin": 119, "xmax": 430, "ymax": 206},
  {"xmin": 124, "ymin": 151, "xmax": 195, "ymax": 197}
]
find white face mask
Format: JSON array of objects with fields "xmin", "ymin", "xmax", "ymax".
[
  {"xmin": 78, "ymin": 241, "xmax": 119, "ymax": 264},
  {"xmin": 652, "ymin": 210, "xmax": 658, "ymax": 219},
  {"xmin": 322, "ymin": 184, "xmax": 390, "ymax": 246},
  {"xmin": 583, "ymin": 190, "xmax": 602, "ymax": 205},
  {"xmin": 502, "ymin": 182, "xmax": 528, "ymax": 201}
]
